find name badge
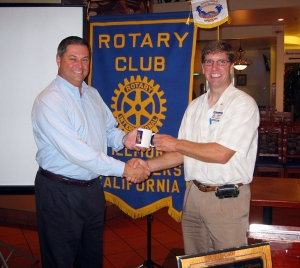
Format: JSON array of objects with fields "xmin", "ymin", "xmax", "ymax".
[{"xmin": 210, "ymin": 111, "xmax": 223, "ymax": 124}]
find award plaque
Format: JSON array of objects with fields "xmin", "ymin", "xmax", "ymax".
[{"xmin": 176, "ymin": 242, "xmax": 272, "ymax": 268}]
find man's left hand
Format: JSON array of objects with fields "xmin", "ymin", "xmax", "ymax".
[{"xmin": 123, "ymin": 128, "xmax": 151, "ymax": 152}]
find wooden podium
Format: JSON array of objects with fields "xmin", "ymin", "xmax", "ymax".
[{"xmin": 248, "ymin": 224, "xmax": 300, "ymax": 268}]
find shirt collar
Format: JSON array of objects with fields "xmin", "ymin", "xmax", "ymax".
[
  {"xmin": 205, "ymin": 83, "xmax": 235, "ymax": 106},
  {"xmin": 56, "ymin": 75, "xmax": 88, "ymax": 96}
]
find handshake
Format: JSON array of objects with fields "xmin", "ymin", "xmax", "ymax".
[
  {"xmin": 122, "ymin": 158, "xmax": 150, "ymax": 184},
  {"xmin": 120, "ymin": 128, "xmax": 152, "ymax": 183},
  {"xmin": 120, "ymin": 128, "xmax": 179, "ymax": 184}
]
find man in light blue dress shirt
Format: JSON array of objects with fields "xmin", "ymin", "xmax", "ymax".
[{"xmin": 31, "ymin": 36, "xmax": 149, "ymax": 268}]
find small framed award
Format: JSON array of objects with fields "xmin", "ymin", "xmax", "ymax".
[{"xmin": 176, "ymin": 243, "xmax": 272, "ymax": 268}]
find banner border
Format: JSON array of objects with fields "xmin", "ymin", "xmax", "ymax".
[{"xmin": 89, "ymin": 12, "xmax": 197, "ymax": 222}]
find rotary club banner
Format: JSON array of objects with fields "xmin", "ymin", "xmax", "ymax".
[
  {"xmin": 89, "ymin": 12, "xmax": 197, "ymax": 222},
  {"xmin": 191, "ymin": 0, "xmax": 229, "ymax": 29}
]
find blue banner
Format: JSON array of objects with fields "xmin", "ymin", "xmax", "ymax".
[{"xmin": 89, "ymin": 12, "xmax": 196, "ymax": 222}]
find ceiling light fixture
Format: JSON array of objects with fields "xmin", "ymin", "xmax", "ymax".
[{"xmin": 234, "ymin": 40, "xmax": 252, "ymax": 71}]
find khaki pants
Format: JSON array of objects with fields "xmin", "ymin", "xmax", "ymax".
[{"xmin": 182, "ymin": 181, "xmax": 251, "ymax": 254}]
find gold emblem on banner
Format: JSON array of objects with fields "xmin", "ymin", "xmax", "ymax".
[{"xmin": 111, "ymin": 75, "xmax": 167, "ymax": 133}]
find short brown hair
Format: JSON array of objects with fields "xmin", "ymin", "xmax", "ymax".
[
  {"xmin": 57, "ymin": 36, "xmax": 91, "ymax": 58},
  {"xmin": 202, "ymin": 40, "xmax": 234, "ymax": 63}
]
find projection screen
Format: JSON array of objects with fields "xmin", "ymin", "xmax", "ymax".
[{"xmin": 0, "ymin": 5, "xmax": 86, "ymax": 190}]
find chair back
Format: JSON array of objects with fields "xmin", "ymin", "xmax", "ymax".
[
  {"xmin": 283, "ymin": 125, "xmax": 300, "ymax": 163},
  {"xmin": 259, "ymin": 106, "xmax": 271, "ymax": 122},
  {"xmin": 271, "ymin": 106, "xmax": 294, "ymax": 123},
  {"xmin": 257, "ymin": 125, "xmax": 283, "ymax": 162}
]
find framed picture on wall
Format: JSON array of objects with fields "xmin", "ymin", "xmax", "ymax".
[{"xmin": 236, "ymin": 74, "xmax": 247, "ymax": 86}]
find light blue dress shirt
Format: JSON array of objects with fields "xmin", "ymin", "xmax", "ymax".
[{"xmin": 31, "ymin": 75, "xmax": 125, "ymax": 180}]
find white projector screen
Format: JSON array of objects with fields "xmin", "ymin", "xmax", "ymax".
[{"xmin": 0, "ymin": 5, "xmax": 85, "ymax": 189}]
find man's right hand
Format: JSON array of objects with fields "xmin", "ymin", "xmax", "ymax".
[{"xmin": 122, "ymin": 158, "xmax": 150, "ymax": 183}]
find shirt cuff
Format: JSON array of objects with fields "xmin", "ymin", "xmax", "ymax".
[{"xmin": 112, "ymin": 159, "xmax": 126, "ymax": 177}]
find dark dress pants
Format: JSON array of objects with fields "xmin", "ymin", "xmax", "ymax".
[{"xmin": 35, "ymin": 172, "xmax": 105, "ymax": 268}]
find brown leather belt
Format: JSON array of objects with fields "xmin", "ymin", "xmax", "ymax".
[
  {"xmin": 38, "ymin": 167, "xmax": 98, "ymax": 187},
  {"xmin": 193, "ymin": 180, "xmax": 243, "ymax": 193}
]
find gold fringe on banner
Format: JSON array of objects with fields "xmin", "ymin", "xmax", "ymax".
[{"xmin": 105, "ymin": 192, "xmax": 182, "ymax": 222}]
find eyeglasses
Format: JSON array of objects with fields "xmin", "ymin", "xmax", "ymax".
[{"xmin": 203, "ymin": 59, "xmax": 231, "ymax": 66}]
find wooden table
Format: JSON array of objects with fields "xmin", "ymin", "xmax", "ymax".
[
  {"xmin": 250, "ymin": 177, "xmax": 300, "ymax": 225},
  {"xmin": 247, "ymin": 224, "xmax": 300, "ymax": 268}
]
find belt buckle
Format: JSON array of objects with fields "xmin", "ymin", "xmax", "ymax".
[
  {"xmin": 202, "ymin": 184, "xmax": 212, "ymax": 192},
  {"xmin": 84, "ymin": 180, "xmax": 91, "ymax": 186},
  {"xmin": 198, "ymin": 182, "xmax": 211, "ymax": 192},
  {"xmin": 60, "ymin": 177, "xmax": 70, "ymax": 183},
  {"xmin": 193, "ymin": 180, "xmax": 213, "ymax": 192}
]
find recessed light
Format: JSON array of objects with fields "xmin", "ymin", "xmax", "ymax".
[{"xmin": 278, "ymin": 18, "xmax": 284, "ymax": 21}]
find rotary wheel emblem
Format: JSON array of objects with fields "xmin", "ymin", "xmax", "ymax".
[{"xmin": 111, "ymin": 75, "xmax": 167, "ymax": 133}]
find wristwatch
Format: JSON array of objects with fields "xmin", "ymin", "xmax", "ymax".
[{"xmin": 122, "ymin": 134, "xmax": 126, "ymax": 146}]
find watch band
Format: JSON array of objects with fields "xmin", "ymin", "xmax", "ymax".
[{"xmin": 122, "ymin": 134, "xmax": 126, "ymax": 146}]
